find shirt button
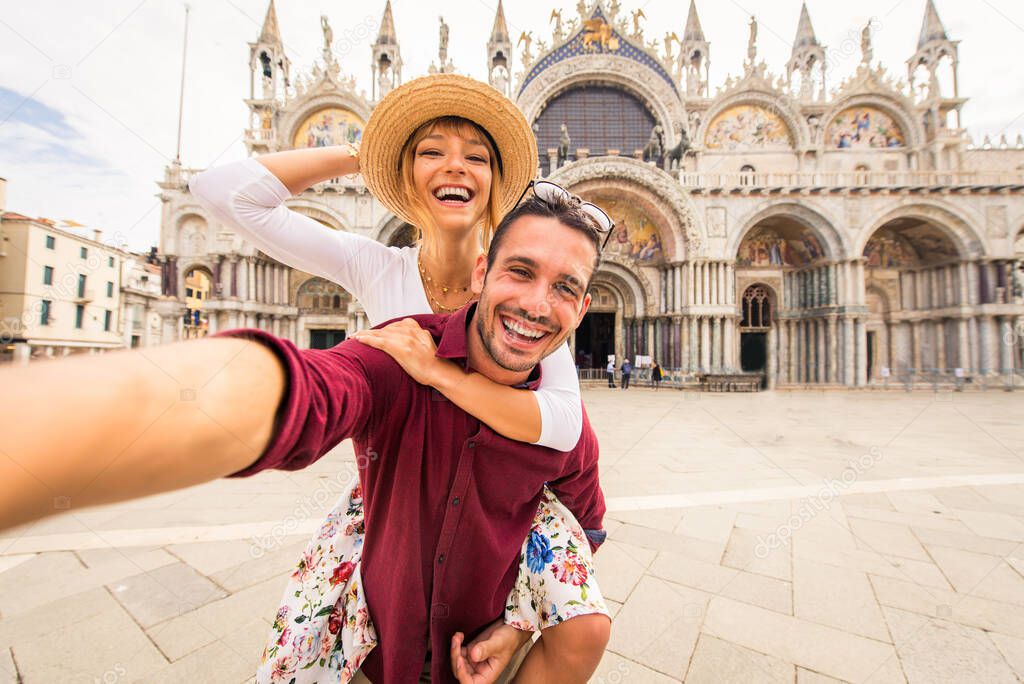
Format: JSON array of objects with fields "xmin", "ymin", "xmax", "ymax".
[
  {"xmin": 452, "ymin": 497, "xmax": 460, "ymax": 506},
  {"xmin": 467, "ymin": 441, "xmax": 476, "ymax": 449},
  {"xmin": 438, "ymin": 554, "xmax": 445, "ymax": 564}
]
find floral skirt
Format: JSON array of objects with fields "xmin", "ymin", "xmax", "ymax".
[{"xmin": 256, "ymin": 478, "xmax": 608, "ymax": 684}]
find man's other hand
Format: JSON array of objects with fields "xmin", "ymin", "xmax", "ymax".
[{"xmin": 450, "ymin": 619, "xmax": 532, "ymax": 684}]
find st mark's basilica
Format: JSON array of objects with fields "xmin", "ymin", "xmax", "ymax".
[{"xmin": 155, "ymin": 0, "xmax": 1024, "ymax": 388}]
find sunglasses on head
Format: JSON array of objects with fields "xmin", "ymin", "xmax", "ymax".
[{"xmin": 512, "ymin": 180, "xmax": 616, "ymax": 250}]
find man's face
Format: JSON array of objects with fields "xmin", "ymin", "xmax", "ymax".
[{"xmin": 471, "ymin": 216, "xmax": 595, "ymax": 376}]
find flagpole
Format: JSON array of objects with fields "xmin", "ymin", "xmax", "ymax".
[{"xmin": 174, "ymin": 4, "xmax": 191, "ymax": 164}]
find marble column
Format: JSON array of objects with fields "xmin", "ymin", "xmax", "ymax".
[
  {"xmin": 688, "ymin": 317, "xmax": 698, "ymax": 371},
  {"xmin": 842, "ymin": 318, "xmax": 854, "ymax": 385},
  {"xmin": 219, "ymin": 257, "xmax": 231, "ymax": 298},
  {"xmin": 957, "ymin": 317, "xmax": 970, "ymax": 373},
  {"xmin": 789, "ymin": 320, "xmax": 799, "ymax": 385},
  {"xmin": 778, "ymin": 319, "xmax": 789, "ymax": 384},
  {"xmin": 702, "ymin": 263, "xmax": 710, "ymax": 306},
  {"xmin": 816, "ymin": 318, "xmax": 827, "ymax": 383},
  {"xmin": 228, "ymin": 257, "xmax": 238, "ymax": 298},
  {"xmin": 724, "ymin": 318, "xmax": 735, "ymax": 370},
  {"xmin": 855, "ymin": 318, "xmax": 868, "ymax": 386},
  {"xmin": 700, "ymin": 316, "xmax": 711, "ymax": 370},
  {"xmin": 979, "ymin": 315, "xmax": 995, "ymax": 374},
  {"xmin": 716, "ymin": 317, "xmax": 724, "ymax": 370},
  {"xmin": 766, "ymin": 326, "xmax": 776, "ymax": 389},
  {"xmin": 999, "ymin": 317, "xmax": 1014, "ymax": 374},
  {"xmin": 673, "ymin": 316, "xmax": 682, "ymax": 368},
  {"xmin": 935, "ymin": 319, "xmax": 947, "ymax": 372},
  {"xmin": 910, "ymin": 321, "xmax": 922, "ymax": 371},
  {"xmin": 827, "ymin": 315, "xmax": 839, "ymax": 384},
  {"xmin": 674, "ymin": 266, "xmax": 683, "ymax": 313}
]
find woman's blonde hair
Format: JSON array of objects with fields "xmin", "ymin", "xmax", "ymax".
[{"xmin": 397, "ymin": 116, "xmax": 504, "ymax": 254}]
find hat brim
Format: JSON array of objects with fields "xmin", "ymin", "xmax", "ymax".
[{"xmin": 361, "ymin": 74, "xmax": 538, "ymax": 229}]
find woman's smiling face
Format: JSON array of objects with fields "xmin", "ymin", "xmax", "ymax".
[{"xmin": 412, "ymin": 125, "xmax": 493, "ymax": 234}]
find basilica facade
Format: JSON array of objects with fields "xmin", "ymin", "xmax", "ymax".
[{"xmin": 155, "ymin": 0, "xmax": 1024, "ymax": 387}]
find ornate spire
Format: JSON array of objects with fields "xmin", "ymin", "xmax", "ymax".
[
  {"xmin": 490, "ymin": 0, "xmax": 510, "ymax": 45},
  {"xmin": 678, "ymin": 0, "xmax": 710, "ymax": 97},
  {"xmin": 376, "ymin": 0, "xmax": 397, "ymax": 46},
  {"xmin": 792, "ymin": 3, "xmax": 819, "ymax": 52},
  {"xmin": 683, "ymin": 0, "xmax": 705, "ymax": 43},
  {"xmin": 259, "ymin": 0, "xmax": 281, "ymax": 45},
  {"xmin": 371, "ymin": 0, "xmax": 401, "ymax": 100},
  {"xmin": 918, "ymin": 0, "xmax": 948, "ymax": 49},
  {"xmin": 786, "ymin": 3, "xmax": 825, "ymax": 101}
]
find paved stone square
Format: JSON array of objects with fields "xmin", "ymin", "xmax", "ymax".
[{"xmin": 3, "ymin": 387, "xmax": 1024, "ymax": 683}]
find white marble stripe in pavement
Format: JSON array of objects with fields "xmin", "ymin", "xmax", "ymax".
[{"xmin": 3, "ymin": 471, "xmax": 1024, "ymax": 555}]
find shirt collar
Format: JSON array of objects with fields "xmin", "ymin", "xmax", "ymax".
[{"xmin": 435, "ymin": 302, "xmax": 542, "ymax": 389}]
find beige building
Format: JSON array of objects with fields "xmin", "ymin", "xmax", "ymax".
[
  {"xmin": 120, "ymin": 251, "xmax": 163, "ymax": 348},
  {"xmin": 0, "ymin": 214, "xmax": 125, "ymax": 363},
  {"xmin": 155, "ymin": 0, "xmax": 1024, "ymax": 386}
]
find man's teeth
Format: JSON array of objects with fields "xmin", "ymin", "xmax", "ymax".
[
  {"xmin": 433, "ymin": 186, "xmax": 470, "ymax": 201},
  {"xmin": 502, "ymin": 317, "xmax": 545, "ymax": 339}
]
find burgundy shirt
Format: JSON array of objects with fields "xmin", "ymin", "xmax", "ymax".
[{"xmin": 221, "ymin": 303, "xmax": 605, "ymax": 683}]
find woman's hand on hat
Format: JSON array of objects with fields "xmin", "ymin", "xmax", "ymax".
[{"xmin": 350, "ymin": 318, "xmax": 449, "ymax": 388}]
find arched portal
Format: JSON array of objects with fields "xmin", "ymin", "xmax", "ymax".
[
  {"xmin": 862, "ymin": 216, "xmax": 965, "ymax": 376},
  {"xmin": 182, "ymin": 266, "xmax": 213, "ymax": 339},
  {"xmin": 573, "ymin": 283, "xmax": 618, "ymax": 370},
  {"xmin": 735, "ymin": 208, "xmax": 839, "ymax": 385},
  {"xmin": 739, "ymin": 283, "xmax": 776, "ymax": 387}
]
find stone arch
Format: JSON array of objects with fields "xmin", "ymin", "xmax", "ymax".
[
  {"xmin": 696, "ymin": 91, "xmax": 807, "ymax": 150},
  {"xmin": 279, "ymin": 93, "xmax": 373, "ymax": 151},
  {"xmin": 296, "ymin": 276, "xmax": 351, "ymax": 312},
  {"xmin": 593, "ymin": 254, "xmax": 654, "ymax": 317},
  {"xmin": 550, "ymin": 156, "xmax": 703, "ymax": 260},
  {"xmin": 822, "ymin": 94, "xmax": 923, "ymax": 149},
  {"xmin": 516, "ymin": 56, "xmax": 686, "ymax": 147},
  {"xmin": 373, "ymin": 214, "xmax": 412, "ymax": 245},
  {"xmin": 286, "ymin": 200, "xmax": 350, "ymax": 231},
  {"xmin": 729, "ymin": 201, "xmax": 848, "ymax": 263},
  {"xmin": 857, "ymin": 202, "xmax": 986, "ymax": 262},
  {"xmin": 178, "ymin": 262, "xmax": 214, "ymax": 302}
]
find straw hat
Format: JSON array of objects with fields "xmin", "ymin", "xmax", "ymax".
[{"xmin": 360, "ymin": 74, "xmax": 538, "ymax": 227}]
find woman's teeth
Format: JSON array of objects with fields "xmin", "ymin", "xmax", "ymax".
[{"xmin": 433, "ymin": 186, "xmax": 471, "ymax": 202}]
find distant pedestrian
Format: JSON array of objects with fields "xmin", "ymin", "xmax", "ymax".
[
  {"xmin": 620, "ymin": 359, "xmax": 632, "ymax": 389},
  {"xmin": 651, "ymin": 360, "xmax": 663, "ymax": 390},
  {"xmin": 606, "ymin": 359, "xmax": 616, "ymax": 388}
]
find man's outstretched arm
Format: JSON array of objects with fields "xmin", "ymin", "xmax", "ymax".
[{"xmin": 0, "ymin": 337, "xmax": 284, "ymax": 531}]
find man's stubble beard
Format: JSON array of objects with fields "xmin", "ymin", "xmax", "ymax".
[{"xmin": 475, "ymin": 291, "xmax": 566, "ymax": 374}]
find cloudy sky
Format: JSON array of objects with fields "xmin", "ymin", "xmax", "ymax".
[{"xmin": 2, "ymin": 0, "xmax": 1023, "ymax": 252}]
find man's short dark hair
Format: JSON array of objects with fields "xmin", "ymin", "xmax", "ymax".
[{"xmin": 486, "ymin": 194, "xmax": 603, "ymax": 288}]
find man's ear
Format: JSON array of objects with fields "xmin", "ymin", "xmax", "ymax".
[
  {"xmin": 574, "ymin": 292, "xmax": 592, "ymax": 328},
  {"xmin": 471, "ymin": 253, "xmax": 488, "ymax": 295}
]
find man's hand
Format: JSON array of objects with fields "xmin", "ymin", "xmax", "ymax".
[
  {"xmin": 451, "ymin": 619, "xmax": 533, "ymax": 684},
  {"xmin": 351, "ymin": 319, "xmax": 453, "ymax": 387}
]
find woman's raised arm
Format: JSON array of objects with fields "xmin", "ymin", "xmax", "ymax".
[{"xmin": 188, "ymin": 150, "xmax": 393, "ymax": 303}]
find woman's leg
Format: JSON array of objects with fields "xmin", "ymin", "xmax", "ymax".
[{"xmin": 503, "ymin": 488, "xmax": 611, "ymax": 683}]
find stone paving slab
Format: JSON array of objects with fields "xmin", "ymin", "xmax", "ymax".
[{"xmin": 3, "ymin": 390, "xmax": 1024, "ymax": 682}]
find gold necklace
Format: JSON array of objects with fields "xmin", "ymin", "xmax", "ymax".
[{"xmin": 418, "ymin": 254, "xmax": 473, "ymax": 313}]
